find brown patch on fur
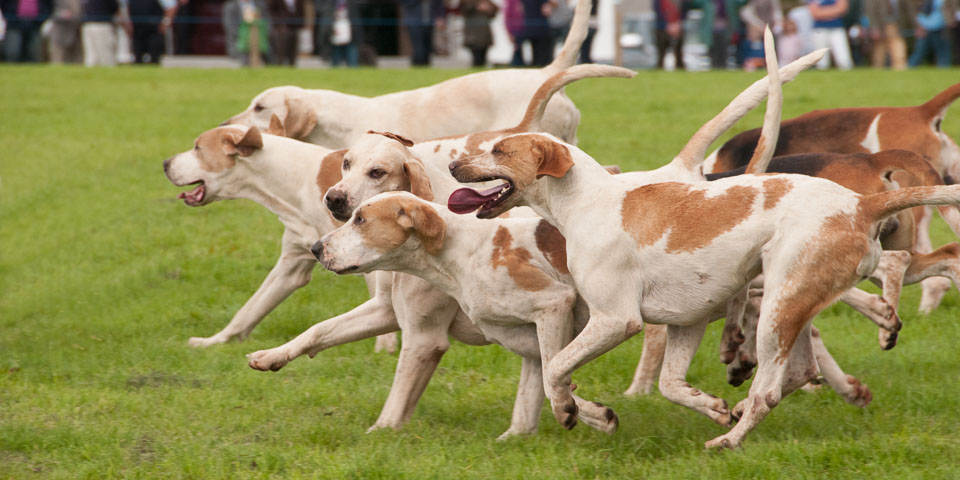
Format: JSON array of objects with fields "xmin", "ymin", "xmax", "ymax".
[
  {"xmin": 317, "ymin": 150, "xmax": 346, "ymax": 196},
  {"xmin": 603, "ymin": 165, "xmax": 622, "ymax": 175},
  {"xmin": 265, "ymin": 114, "xmax": 285, "ymax": 136},
  {"xmin": 762, "ymin": 177, "xmax": 792, "ymax": 210},
  {"xmin": 744, "ymin": 135, "xmax": 768, "ymax": 174},
  {"xmin": 534, "ymin": 219, "xmax": 568, "ymax": 274},
  {"xmin": 195, "ymin": 129, "xmax": 246, "ymax": 173},
  {"xmin": 449, "ymin": 149, "xmax": 458, "ymax": 159},
  {"xmin": 434, "ymin": 144, "xmax": 441, "ymax": 153},
  {"xmin": 357, "ymin": 196, "xmax": 446, "ymax": 255},
  {"xmin": 284, "ymin": 98, "xmax": 318, "ymax": 140},
  {"xmin": 621, "ymin": 183, "xmax": 758, "ymax": 253},
  {"xmin": 368, "ymin": 130, "xmax": 414, "ymax": 147},
  {"xmin": 402, "ymin": 158, "xmax": 434, "ymax": 201},
  {"xmin": 877, "ymin": 110, "xmax": 940, "ymax": 162},
  {"xmin": 491, "ymin": 227, "xmax": 552, "ymax": 291}
]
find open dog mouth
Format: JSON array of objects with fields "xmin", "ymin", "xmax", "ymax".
[
  {"xmin": 447, "ymin": 178, "xmax": 514, "ymax": 218},
  {"xmin": 178, "ymin": 181, "xmax": 206, "ymax": 206}
]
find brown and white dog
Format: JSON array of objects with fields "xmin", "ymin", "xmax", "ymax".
[
  {"xmin": 313, "ymin": 191, "xmax": 622, "ymax": 438},
  {"xmin": 162, "ymin": 118, "xmax": 404, "ymax": 350},
  {"xmin": 221, "ymin": 0, "xmax": 594, "ymax": 149},
  {"xmin": 707, "ymin": 83, "xmax": 960, "ymax": 313}
]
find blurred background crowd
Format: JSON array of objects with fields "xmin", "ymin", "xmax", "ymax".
[{"xmin": 1, "ymin": 0, "xmax": 956, "ymax": 69}]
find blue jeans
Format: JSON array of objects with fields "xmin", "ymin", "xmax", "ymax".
[
  {"xmin": 909, "ymin": 29, "xmax": 951, "ymax": 68},
  {"xmin": 331, "ymin": 43, "xmax": 358, "ymax": 67}
]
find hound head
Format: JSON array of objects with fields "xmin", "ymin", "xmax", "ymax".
[
  {"xmin": 314, "ymin": 192, "xmax": 446, "ymax": 274},
  {"xmin": 322, "ymin": 132, "xmax": 433, "ymax": 222},
  {"xmin": 163, "ymin": 125, "xmax": 264, "ymax": 206},
  {"xmin": 447, "ymin": 133, "xmax": 573, "ymax": 219},
  {"xmin": 222, "ymin": 86, "xmax": 318, "ymax": 141}
]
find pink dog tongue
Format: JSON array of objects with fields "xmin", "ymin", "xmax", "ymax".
[
  {"xmin": 447, "ymin": 185, "xmax": 504, "ymax": 214},
  {"xmin": 178, "ymin": 185, "xmax": 204, "ymax": 204}
]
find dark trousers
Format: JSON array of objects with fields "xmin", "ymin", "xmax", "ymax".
[
  {"xmin": 579, "ymin": 26, "xmax": 596, "ymax": 63},
  {"xmin": 469, "ymin": 46, "xmax": 488, "ymax": 66},
  {"xmin": 132, "ymin": 24, "xmax": 164, "ymax": 63},
  {"xmin": 407, "ymin": 25, "xmax": 433, "ymax": 66},
  {"xmin": 269, "ymin": 27, "xmax": 298, "ymax": 65},
  {"xmin": 3, "ymin": 20, "xmax": 43, "ymax": 62},
  {"xmin": 709, "ymin": 31, "xmax": 728, "ymax": 69},
  {"xmin": 909, "ymin": 29, "xmax": 951, "ymax": 68},
  {"xmin": 517, "ymin": 33, "xmax": 552, "ymax": 66},
  {"xmin": 655, "ymin": 29, "xmax": 685, "ymax": 70}
]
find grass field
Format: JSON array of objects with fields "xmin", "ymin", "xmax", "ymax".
[{"xmin": 3, "ymin": 65, "xmax": 960, "ymax": 479}]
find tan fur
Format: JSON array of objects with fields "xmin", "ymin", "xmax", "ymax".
[
  {"xmin": 284, "ymin": 98, "xmax": 318, "ymax": 140},
  {"xmin": 402, "ymin": 158, "xmax": 435, "ymax": 201},
  {"xmin": 317, "ymin": 150, "xmax": 346, "ymax": 196},
  {"xmin": 762, "ymin": 177, "xmax": 792, "ymax": 210},
  {"xmin": 621, "ymin": 183, "xmax": 759, "ymax": 253},
  {"xmin": 491, "ymin": 227, "xmax": 553, "ymax": 291},
  {"xmin": 396, "ymin": 198, "xmax": 446, "ymax": 255},
  {"xmin": 534, "ymin": 220, "xmax": 569, "ymax": 274},
  {"xmin": 194, "ymin": 130, "xmax": 238, "ymax": 173},
  {"xmin": 266, "ymin": 114, "xmax": 286, "ymax": 136},
  {"xmin": 368, "ymin": 131, "xmax": 415, "ymax": 148}
]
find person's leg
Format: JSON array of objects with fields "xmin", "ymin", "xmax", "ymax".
[
  {"xmin": 829, "ymin": 27, "xmax": 853, "ymax": 70},
  {"xmin": 909, "ymin": 34, "xmax": 931, "ymax": 66},
  {"xmin": 674, "ymin": 30, "xmax": 685, "ymax": 70},
  {"xmin": 25, "ymin": 23, "xmax": 43, "ymax": 62},
  {"xmin": 330, "ymin": 44, "xmax": 343, "ymax": 66},
  {"xmin": 887, "ymin": 24, "xmax": 907, "ymax": 70},
  {"xmin": 470, "ymin": 46, "xmax": 486, "ymax": 66},
  {"xmin": 511, "ymin": 37, "xmax": 525, "ymax": 66},
  {"xmin": 710, "ymin": 31, "xmax": 725, "ymax": 69},
  {"xmin": 579, "ymin": 26, "xmax": 596, "ymax": 63},
  {"xmin": 4, "ymin": 23, "xmax": 25, "ymax": 62},
  {"xmin": 811, "ymin": 28, "xmax": 832, "ymax": 69},
  {"xmin": 656, "ymin": 28, "xmax": 669, "ymax": 68},
  {"xmin": 148, "ymin": 29, "xmax": 164, "ymax": 63},
  {"xmin": 531, "ymin": 34, "xmax": 551, "ymax": 66},
  {"xmin": 346, "ymin": 43, "xmax": 358, "ymax": 66},
  {"xmin": 932, "ymin": 29, "xmax": 951, "ymax": 67}
]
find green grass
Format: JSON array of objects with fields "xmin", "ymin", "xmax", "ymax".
[{"xmin": 2, "ymin": 65, "xmax": 960, "ymax": 479}]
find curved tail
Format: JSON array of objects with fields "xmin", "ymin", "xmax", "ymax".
[
  {"xmin": 744, "ymin": 26, "xmax": 782, "ymax": 175},
  {"xmin": 863, "ymin": 185, "xmax": 960, "ymax": 223},
  {"xmin": 671, "ymin": 48, "xmax": 827, "ymax": 174},
  {"xmin": 920, "ymin": 82, "xmax": 960, "ymax": 120},
  {"xmin": 515, "ymin": 64, "xmax": 636, "ymax": 132},
  {"xmin": 547, "ymin": 0, "xmax": 592, "ymax": 71}
]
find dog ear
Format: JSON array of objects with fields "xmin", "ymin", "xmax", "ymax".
[
  {"xmin": 368, "ymin": 130, "xmax": 415, "ymax": 147},
  {"xmin": 317, "ymin": 149, "xmax": 347, "ymax": 196},
  {"xmin": 603, "ymin": 164, "xmax": 621, "ymax": 175},
  {"xmin": 396, "ymin": 199, "xmax": 446, "ymax": 255},
  {"xmin": 535, "ymin": 138, "xmax": 574, "ymax": 179},
  {"xmin": 284, "ymin": 98, "xmax": 318, "ymax": 140},
  {"xmin": 265, "ymin": 114, "xmax": 286, "ymax": 136},
  {"xmin": 223, "ymin": 126, "xmax": 264, "ymax": 157},
  {"xmin": 402, "ymin": 157, "xmax": 434, "ymax": 201}
]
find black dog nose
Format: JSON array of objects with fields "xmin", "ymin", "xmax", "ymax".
[
  {"xmin": 310, "ymin": 240, "xmax": 324, "ymax": 261},
  {"xmin": 325, "ymin": 190, "xmax": 347, "ymax": 213},
  {"xmin": 163, "ymin": 157, "xmax": 172, "ymax": 174}
]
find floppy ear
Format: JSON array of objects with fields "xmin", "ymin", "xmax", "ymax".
[
  {"xmin": 368, "ymin": 130, "xmax": 415, "ymax": 147},
  {"xmin": 603, "ymin": 164, "xmax": 622, "ymax": 175},
  {"xmin": 396, "ymin": 199, "xmax": 446, "ymax": 255},
  {"xmin": 284, "ymin": 98, "xmax": 318, "ymax": 140},
  {"xmin": 223, "ymin": 126, "xmax": 264, "ymax": 157},
  {"xmin": 317, "ymin": 149, "xmax": 347, "ymax": 196},
  {"xmin": 403, "ymin": 157, "xmax": 435, "ymax": 201},
  {"xmin": 265, "ymin": 114, "xmax": 286, "ymax": 136},
  {"xmin": 535, "ymin": 138, "xmax": 574, "ymax": 179}
]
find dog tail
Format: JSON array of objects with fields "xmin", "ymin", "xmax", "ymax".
[
  {"xmin": 920, "ymin": 82, "xmax": 960, "ymax": 120},
  {"xmin": 672, "ymin": 47, "xmax": 827, "ymax": 175},
  {"xmin": 743, "ymin": 27, "xmax": 781, "ymax": 175},
  {"xmin": 862, "ymin": 185, "xmax": 960, "ymax": 224},
  {"xmin": 515, "ymin": 64, "xmax": 636, "ymax": 132},
  {"xmin": 548, "ymin": 0, "xmax": 592, "ymax": 71}
]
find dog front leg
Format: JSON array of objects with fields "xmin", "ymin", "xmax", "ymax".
[
  {"xmin": 368, "ymin": 295, "xmax": 460, "ymax": 432},
  {"xmin": 659, "ymin": 320, "xmax": 733, "ymax": 427},
  {"xmin": 246, "ymin": 296, "xmax": 400, "ymax": 371},
  {"xmin": 623, "ymin": 323, "xmax": 666, "ymax": 396},
  {"xmin": 189, "ymin": 253, "xmax": 315, "ymax": 347},
  {"xmin": 498, "ymin": 356, "xmax": 546, "ymax": 440}
]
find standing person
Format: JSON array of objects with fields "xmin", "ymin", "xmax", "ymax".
[
  {"xmin": 654, "ymin": 0, "xmax": 685, "ymax": 69},
  {"xmin": 266, "ymin": 0, "xmax": 302, "ymax": 65},
  {"xmin": 909, "ymin": 0, "xmax": 955, "ymax": 67},
  {"xmin": 49, "ymin": 0, "xmax": 83, "ymax": 63},
  {"xmin": 172, "ymin": 0, "xmax": 191, "ymax": 54},
  {"xmin": 461, "ymin": 0, "xmax": 498, "ymax": 66},
  {"xmin": 1, "ymin": 0, "xmax": 52, "ymax": 61},
  {"xmin": 807, "ymin": 0, "xmax": 853, "ymax": 69},
  {"xmin": 82, "ymin": 0, "xmax": 119, "ymax": 65},
  {"xmin": 864, "ymin": 0, "xmax": 912, "ymax": 69},
  {"xmin": 319, "ymin": 0, "xmax": 361, "ymax": 66},
  {"xmin": 504, "ymin": 0, "xmax": 525, "ymax": 65},
  {"xmin": 126, "ymin": 0, "xmax": 177, "ymax": 63},
  {"xmin": 517, "ymin": 0, "xmax": 554, "ymax": 66},
  {"xmin": 402, "ymin": 0, "xmax": 443, "ymax": 66}
]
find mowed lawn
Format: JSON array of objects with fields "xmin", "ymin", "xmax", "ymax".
[{"xmin": 2, "ymin": 64, "xmax": 960, "ymax": 479}]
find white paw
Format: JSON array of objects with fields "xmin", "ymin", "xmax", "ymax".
[{"xmin": 246, "ymin": 349, "xmax": 291, "ymax": 371}]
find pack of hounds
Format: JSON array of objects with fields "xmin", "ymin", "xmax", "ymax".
[{"xmin": 163, "ymin": 0, "xmax": 960, "ymax": 450}]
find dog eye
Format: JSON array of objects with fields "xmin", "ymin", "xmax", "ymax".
[
  {"xmin": 342, "ymin": 159, "xmax": 350, "ymax": 171},
  {"xmin": 253, "ymin": 104, "xmax": 265, "ymax": 113},
  {"xmin": 369, "ymin": 169, "xmax": 386, "ymax": 179},
  {"xmin": 354, "ymin": 215, "xmax": 364, "ymax": 225},
  {"xmin": 194, "ymin": 144, "xmax": 199, "ymax": 151}
]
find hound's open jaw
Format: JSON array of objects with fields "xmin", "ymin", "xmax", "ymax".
[
  {"xmin": 178, "ymin": 181, "xmax": 205, "ymax": 206},
  {"xmin": 447, "ymin": 183, "xmax": 513, "ymax": 216}
]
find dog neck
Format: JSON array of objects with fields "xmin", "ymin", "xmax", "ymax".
[
  {"xmin": 305, "ymin": 90, "xmax": 376, "ymax": 149},
  {"xmin": 522, "ymin": 148, "xmax": 618, "ymax": 234}
]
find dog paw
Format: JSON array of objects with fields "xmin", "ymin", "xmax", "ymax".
[
  {"xmin": 246, "ymin": 349, "xmax": 292, "ymax": 372},
  {"xmin": 552, "ymin": 402, "xmax": 579, "ymax": 430},
  {"xmin": 727, "ymin": 355, "xmax": 756, "ymax": 387},
  {"xmin": 188, "ymin": 335, "xmax": 229, "ymax": 348},
  {"xmin": 878, "ymin": 326, "xmax": 899, "ymax": 351},
  {"xmin": 842, "ymin": 375, "xmax": 873, "ymax": 407},
  {"xmin": 704, "ymin": 433, "xmax": 741, "ymax": 450},
  {"xmin": 708, "ymin": 399, "xmax": 734, "ymax": 428}
]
